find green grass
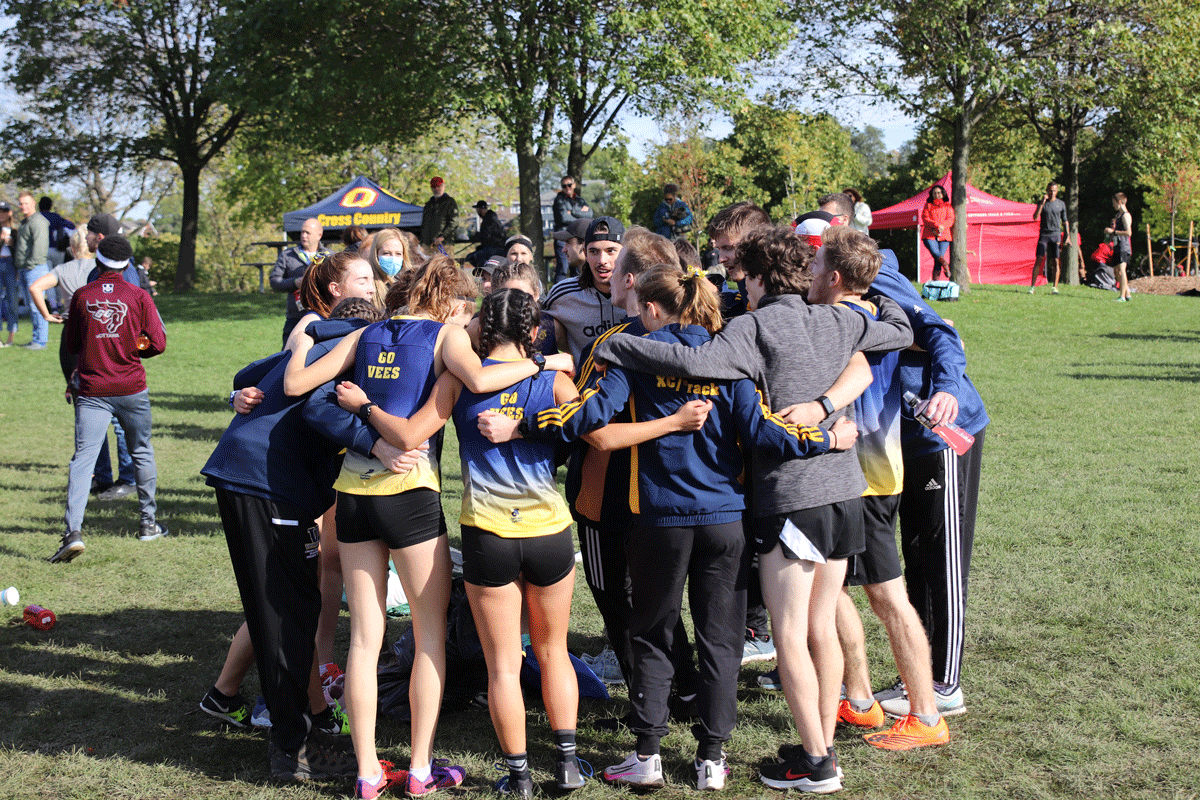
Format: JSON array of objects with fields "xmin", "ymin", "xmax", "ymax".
[{"xmin": 1, "ymin": 284, "xmax": 1199, "ymax": 799}]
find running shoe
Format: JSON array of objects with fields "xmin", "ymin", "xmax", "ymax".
[
  {"xmin": 321, "ymin": 662, "xmax": 345, "ymax": 705},
  {"xmin": 879, "ymin": 685, "xmax": 966, "ymax": 718},
  {"xmin": 49, "ymin": 531, "xmax": 85, "ymax": 563},
  {"xmin": 495, "ymin": 771, "xmax": 533, "ymax": 798},
  {"xmin": 268, "ymin": 728, "xmax": 356, "ymax": 782},
  {"xmin": 757, "ymin": 668, "xmax": 781, "ymax": 691},
  {"xmin": 777, "ymin": 745, "xmax": 842, "ymax": 780},
  {"xmin": 695, "ymin": 755, "xmax": 728, "ymax": 791},
  {"xmin": 97, "ymin": 482, "xmax": 135, "ymax": 501},
  {"xmin": 199, "ymin": 687, "xmax": 250, "ymax": 728},
  {"xmin": 556, "ymin": 755, "xmax": 591, "ymax": 790},
  {"xmin": 313, "ymin": 702, "xmax": 350, "ymax": 735},
  {"xmin": 581, "ymin": 647, "xmax": 624, "ymax": 685},
  {"xmin": 863, "ymin": 714, "xmax": 950, "ymax": 750},
  {"xmin": 836, "ymin": 698, "xmax": 885, "ymax": 729},
  {"xmin": 251, "ymin": 696, "xmax": 272, "ymax": 728},
  {"xmin": 357, "ymin": 760, "xmax": 408, "ymax": 799},
  {"xmin": 603, "ymin": 752, "xmax": 664, "ymax": 788},
  {"xmin": 872, "ymin": 678, "xmax": 906, "ymax": 704},
  {"xmin": 139, "ymin": 521, "xmax": 168, "ymax": 541},
  {"xmin": 406, "ymin": 758, "xmax": 466, "ymax": 795},
  {"xmin": 758, "ymin": 750, "xmax": 840, "ymax": 793},
  {"xmin": 742, "ymin": 629, "xmax": 776, "ymax": 664}
]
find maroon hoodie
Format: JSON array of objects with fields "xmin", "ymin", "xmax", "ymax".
[{"xmin": 64, "ymin": 271, "xmax": 166, "ymax": 397}]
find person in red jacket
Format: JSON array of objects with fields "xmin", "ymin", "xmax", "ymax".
[
  {"xmin": 50, "ymin": 235, "xmax": 167, "ymax": 563},
  {"xmin": 920, "ymin": 185, "xmax": 954, "ymax": 280}
]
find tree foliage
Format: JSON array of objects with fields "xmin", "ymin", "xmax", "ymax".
[{"xmin": 1, "ymin": 0, "xmax": 245, "ymax": 291}]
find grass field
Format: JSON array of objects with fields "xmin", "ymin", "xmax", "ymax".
[{"xmin": 1, "ymin": 283, "xmax": 1199, "ymax": 799}]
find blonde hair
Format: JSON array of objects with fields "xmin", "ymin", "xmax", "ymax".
[{"xmin": 634, "ymin": 263, "xmax": 723, "ymax": 334}]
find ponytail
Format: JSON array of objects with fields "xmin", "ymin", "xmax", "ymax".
[
  {"xmin": 406, "ymin": 254, "xmax": 479, "ymax": 321},
  {"xmin": 299, "ymin": 252, "xmax": 365, "ymax": 319},
  {"xmin": 634, "ymin": 263, "xmax": 723, "ymax": 334}
]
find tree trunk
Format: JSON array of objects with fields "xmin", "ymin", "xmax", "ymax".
[
  {"xmin": 1061, "ymin": 124, "xmax": 1081, "ymax": 285},
  {"xmin": 173, "ymin": 164, "xmax": 202, "ymax": 292},
  {"xmin": 565, "ymin": 101, "xmax": 586, "ymax": 181},
  {"xmin": 515, "ymin": 135, "xmax": 546, "ymax": 277},
  {"xmin": 950, "ymin": 111, "xmax": 972, "ymax": 289}
]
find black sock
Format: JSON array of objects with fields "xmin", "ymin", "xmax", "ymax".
[
  {"xmin": 505, "ymin": 752, "xmax": 529, "ymax": 778},
  {"xmin": 208, "ymin": 685, "xmax": 237, "ymax": 703},
  {"xmin": 554, "ymin": 729, "xmax": 576, "ymax": 762}
]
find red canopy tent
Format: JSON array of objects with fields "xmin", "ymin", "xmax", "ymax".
[{"xmin": 870, "ymin": 173, "xmax": 1042, "ymax": 285}]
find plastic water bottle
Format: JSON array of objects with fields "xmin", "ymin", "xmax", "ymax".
[
  {"xmin": 1, "ymin": 587, "xmax": 18, "ymax": 606},
  {"xmin": 24, "ymin": 605, "xmax": 56, "ymax": 631},
  {"xmin": 903, "ymin": 392, "xmax": 975, "ymax": 456}
]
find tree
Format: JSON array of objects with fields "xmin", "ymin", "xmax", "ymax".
[
  {"xmin": 803, "ymin": 0, "xmax": 1054, "ymax": 287},
  {"xmin": 851, "ymin": 125, "xmax": 892, "ymax": 181},
  {"xmin": 1, "ymin": 0, "xmax": 246, "ymax": 291}
]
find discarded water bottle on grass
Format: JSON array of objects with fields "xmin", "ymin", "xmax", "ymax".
[
  {"xmin": 24, "ymin": 604, "xmax": 56, "ymax": 630},
  {"xmin": 903, "ymin": 391, "xmax": 975, "ymax": 456}
]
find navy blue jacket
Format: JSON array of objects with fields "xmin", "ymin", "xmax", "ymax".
[
  {"xmin": 868, "ymin": 250, "xmax": 989, "ymax": 455},
  {"xmin": 202, "ymin": 319, "xmax": 379, "ymax": 518},
  {"xmin": 535, "ymin": 323, "xmax": 832, "ymax": 527}
]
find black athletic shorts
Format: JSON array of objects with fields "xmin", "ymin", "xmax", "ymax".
[
  {"xmin": 460, "ymin": 524, "xmax": 576, "ymax": 588},
  {"xmin": 335, "ymin": 488, "xmax": 446, "ymax": 549},
  {"xmin": 845, "ymin": 494, "xmax": 903, "ymax": 586},
  {"xmin": 754, "ymin": 497, "xmax": 865, "ymax": 562},
  {"xmin": 1035, "ymin": 233, "xmax": 1061, "ymax": 259}
]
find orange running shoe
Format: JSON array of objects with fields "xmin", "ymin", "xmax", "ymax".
[
  {"xmin": 863, "ymin": 713, "xmax": 950, "ymax": 750},
  {"xmin": 837, "ymin": 698, "xmax": 885, "ymax": 728}
]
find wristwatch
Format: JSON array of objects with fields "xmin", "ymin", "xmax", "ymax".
[
  {"xmin": 228, "ymin": 390, "xmax": 238, "ymax": 409},
  {"xmin": 356, "ymin": 402, "xmax": 377, "ymax": 422},
  {"xmin": 531, "ymin": 352, "xmax": 546, "ymax": 372},
  {"xmin": 816, "ymin": 395, "xmax": 835, "ymax": 418}
]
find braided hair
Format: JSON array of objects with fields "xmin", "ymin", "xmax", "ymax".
[{"xmin": 476, "ymin": 288, "xmax": 539, "ymax": 359}]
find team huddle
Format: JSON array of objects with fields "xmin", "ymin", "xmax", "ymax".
[{"xmin": 201, "ymin": 198, "xmax": 988, "ymax": 798}]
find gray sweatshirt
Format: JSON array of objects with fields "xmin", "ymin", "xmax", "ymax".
[{"xmin": 593, "ymin": 294, "xmax": 913, "ymax": 517}]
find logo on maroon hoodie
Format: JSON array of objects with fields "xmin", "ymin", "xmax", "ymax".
[{"xmin": 85, "ymin": 298, "xmax": 128, "ymax": 338}]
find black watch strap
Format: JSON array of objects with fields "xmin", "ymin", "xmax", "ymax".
[
  {"xmin": 817, "ymin": 395, "xmax": 835, "ymax": 418},
  {"xmin": 357, "ymin": 402, "xmax": 377, "ymax": 422},
  {"xmin": 532, "ymin": 352, "xmax": 546, "ymax": 372}
]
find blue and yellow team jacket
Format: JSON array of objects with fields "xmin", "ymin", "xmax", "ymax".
[
  {"xmin": 841, "ymin": 299, "xmax": 904, "ymax": 496},
  {"xmin": 334, "ymin": 316, "xmax": 444, "ymax": 495},
  {"xmin": 453, "ymin": 359, "xmax": 571, "ymax": 537},
  {"xmin": 534, "ymin": 323, "xmax": 833, "ymax": 528}
]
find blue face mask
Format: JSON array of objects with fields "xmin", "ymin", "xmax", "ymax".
[{"xmin": 378, "ymin": 255, "xmax": 403, "ymax": 276}]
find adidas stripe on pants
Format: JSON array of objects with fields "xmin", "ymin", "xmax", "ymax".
[{"xmin": 897, "ymin": 428, "xmax": 985, "ymax": 691}]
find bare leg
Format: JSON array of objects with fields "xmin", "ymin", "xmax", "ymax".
[
  {"xmin": 1051, "ymin": 256, "xmax": 1061, "ymax": 291},
  {"xmin": 864, "ymin": 578, "xmax": 937, "ymax": 718},
  {"xmin": 759, "ymin": 546, "xmax": 824, "ymax": 756},
  {"xmin": 214, "ymin": 622, "xmax": 255, "ymax": 697},
  {"xmin": 525, "ymin": 570, "xmax": 578, "ymax": 731},
  {"xmin": 1030, "ymin": 255, "xmax": 1044, "ymax": 289},
  {"xmin": 341, "ymin": 538, "xmax": 391, "ymax": 778},
  {"xmin": 809, "ymin": 559, "xmax": 848, "ymax": 749},
  {"xmin": 315, "ymin": 503, "xmax": 342, "ymax": 669},
  {"xmin": 1116, "ymin": 261, "xmax": 1130, "ymax": 300},
  {"xmin": 392, "ymin": 535, "xmax": 453, "ymax": 771},
  {"xmin": 467, "ymin": 580, "xmax": 528, "ymax": 754},
  {"xmin": 836, "ymin": 590, "xmax": 872, "ymax": 701}
]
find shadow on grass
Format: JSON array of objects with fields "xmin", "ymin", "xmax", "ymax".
[
  {"xmin": 0, "ymin": 461, "xmax": 64, "ymax": 473},
  {"xmin": 1064, "ymin": 367, "xmax": 1200, "ymax": 383},
  {"xmin": 1102, "ymin": 331, "xmax": 1200, "ymax": 344},
  {"xmin": 150, "ymin": 391, "xmax": 234, "ymax": 413},
  {"xmin": 156, "ymin": 422, "xmax": 227, "ymax": 442}
]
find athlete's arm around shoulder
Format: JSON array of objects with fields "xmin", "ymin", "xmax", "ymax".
[
  {"xmin": 593, "ymin": 313, "xmax": 760, "ymax": 381},
  {"xmin": 283, "ymin": 326, "xmax": 365, "ymax": 396},
  {"xmin": 335, "ymin": 369, "xmax": 460, "ymax": 452}
]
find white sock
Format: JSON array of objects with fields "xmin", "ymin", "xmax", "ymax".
[
  {"xmin": 359, "ymin": 770, "xmax": 382, "ymax": 786},
  {"xmin": 410, "ymin": 763, "xmax": 432, "ymax": 782}
]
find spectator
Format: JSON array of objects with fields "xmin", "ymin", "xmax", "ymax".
[
  {"xmin": 550, "ymin": 218, "xmax": 590, "ymax": 280},
  {"xmin": 13, "ymin": 191, "xmax": 51, "ymax": 350},
  {"xmin": 652, "ymin": 184, "xmax": 694, "ymax": 241},
  {"xmin": 542, "ymin": 217, "xmax": 625, "ymax": 362},
  {"xmin": 269, "ymin": 217, "xmax": 330, "ymax": 347},
  {"xmin": 38, "ymin": 196, "xmax": 76, "ymax": 275},
  {"xmin": 0, "ymin": 201, "xmax": 16, "ymax": 347},
  {"xmin": 1029, "ymin": 182, "xmax": 1068, "ymax": 295},
  {"xmin": 341, "ymin": 225, "xmax": 368, "ymax": 254},
  {"xmin": 420, "ymin": 176, "xmax": 458, "ymax": 251},
  {"xmin": 844, "ymin": 188, "xmax": 872, "ymax": 234},
  {"xmin": 505, "ymin": 234, "xmax": 536, "ymax": 267},
  {"xmin": 465, "ymin": 200, "xmax": 507, "ymax": 268},
  {"xmin": 50, "ymin": 235, "xmax": 168, "ymax": 563},
  {"xmin": 553, "ymin": 176, "xmax": 592, "ymax": 281},
  {"xmin": 920, "ymin": 186, "xmax": 954, "ymax": 280}
]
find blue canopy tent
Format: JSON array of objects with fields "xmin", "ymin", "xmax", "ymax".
[{"xmin": 282, "ymin": 175, "xmax": 424, "ymax": 240}]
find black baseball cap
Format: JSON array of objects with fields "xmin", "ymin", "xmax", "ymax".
[
  {"xmin": 553, "ymin": 218, "xmax": 591, "ymax": 242},
  {"xmin": 584, "ymin": 216, "xmax": 625, "ymax": 246}
]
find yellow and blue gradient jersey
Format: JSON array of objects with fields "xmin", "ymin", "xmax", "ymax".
[
  {"xmin": 841, "ymin": 299, "xmax": 904, "ymax": 496},
  {"xmin": 453, "ymin": 359, "xmax": 571, "ymax": 537},
  {"xmin": 535, "ymin": 323, "xmax": 833, "ymax": 527},
  {"xmin": 334, "ymin": 316, "xmax": 444, "ymax": 496}
]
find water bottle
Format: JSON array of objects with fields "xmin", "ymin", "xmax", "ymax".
[
  {"xmin": 1, "ymin": 587, "xmax": 18, "ymax": 606},
  {"xmin": 24, "ymin": 605, "xmax": 56, "ymax": 631},
  {"xmin": 903, "ymin": 392, "xmax": 975, "ymax": 456}
]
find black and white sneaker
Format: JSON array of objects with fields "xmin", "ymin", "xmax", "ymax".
[
  {"xmin": 49, "ymin": 531, "xmax": 86, "ymax": 563},
  {"xmin": 139, "ymin": 522, "xmax": 168, "ymax": 541},
  {"xmin": 759, "ymin": 750, "xmax": 841, "ymax": 793},
  {"xmin": 199, "ymin": 687, "xmax": 251, "ymax": 728}
]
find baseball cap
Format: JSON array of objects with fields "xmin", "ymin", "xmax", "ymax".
[
  {"xmin": 87, "ymin": 213, "xmax": 122, "ymax": 237},
  {"xmin": 480, "ymin": 255, "xmax": 508, "ymax": 274},
  {"xmin": 473, "ymin": 200, "xmax": 488, "ymax": 210},
  {"xmin": 553, "ymin": 218, "xmax": 591, "ymax": 242},
  {"xmin": 430, "ymin": 176, "xmax": 444, "ymax": 186},
  {"xmin": 0, "ymin": 201, "xmax": 10, "ymax": 211},
  {"xmin": 584, "ymin": 216, "xmax": 625, "ymax": 246}
]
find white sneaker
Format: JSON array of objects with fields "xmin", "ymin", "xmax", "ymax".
[
  {"xmin": 873, "ymin": 678, "xmax": 906, "ymax": 704},
  {"xmin": 696, "ymin": 756, "xmax": 727, "ymax": 791},
  {"xmin": 879, "ymin": 685, "xmax": 966, "ymax": 718},
  {"xmin": 603, "ymin": 752, "xmax": 663, "ymax": 788},
  {"xmin": 582, "ymin": 647, "xmax": 624, "ymax": 685}
]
